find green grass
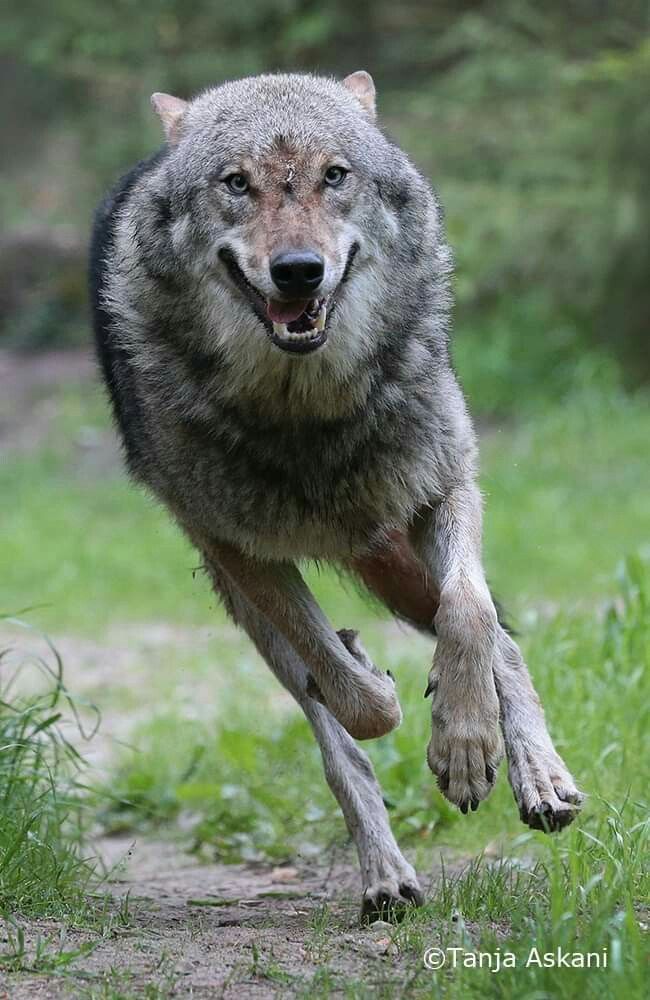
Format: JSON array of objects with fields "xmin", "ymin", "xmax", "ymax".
[
  {"xmin": 338, "ymin": 800, "xmax": 648, "ymax": 998},
  {"xmin": 482, "ymin": 390, "xmax": 650, "ymax": 613},
  {"xmin": 0, "ymin": 619, "xmax": 100, "ymax": 920}
]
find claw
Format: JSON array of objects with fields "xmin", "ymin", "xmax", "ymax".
[
  {"xmin": 399, "ymin": 882, "xmax": 425, "ymax": 906},
  {"xmin": 361, "ymin": 882, "xmax": 424, "ymax": 924},
  {"xmin": 522, "ymin": 800, "xmax": 580, "ymax": 833}
]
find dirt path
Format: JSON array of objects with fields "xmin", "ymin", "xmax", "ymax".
[
  {"xmin": 0, "ymin": 349, "xmax": 98, "ymax": 454},
  {"xmin": 3, "ymin": 834, "xmax": 456, "ymax": 998}
]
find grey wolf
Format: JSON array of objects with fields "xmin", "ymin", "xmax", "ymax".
[{"xmin": 89, "ymin": 70, "xmax": 583, "ymax": 921}]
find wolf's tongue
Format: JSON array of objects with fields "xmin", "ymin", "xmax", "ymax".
[{"xmin": 267, "ymin": 299, "xmax": 309, "ymax": 324}]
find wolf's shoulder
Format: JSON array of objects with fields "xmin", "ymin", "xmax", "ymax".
[
  {"xmin": 89, "ymin": 151, "xmax": 166, "ymax": 299},
  {"xmin": 89, "ymin": 149, "xmax": 167, "ymax": 364}
]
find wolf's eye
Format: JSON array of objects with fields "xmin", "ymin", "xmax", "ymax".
[
  {"xmin": 324, "ymin": 165, "xmax": 348, "ymax": 188},
  {"xmin": 224, "ymin": 173, "xmax": 249, "ymax": 195}
]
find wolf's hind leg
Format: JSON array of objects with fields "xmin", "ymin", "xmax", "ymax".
[
  {"xmin": 203, "ymin": 540, "xmax": 401, "ymax": 741},
  {"xmin": 207, "ymin": 560, "xmax": 424, "ymax": 922}
]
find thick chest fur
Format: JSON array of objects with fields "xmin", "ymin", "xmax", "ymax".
[{"xmin": 134, "ymin": 372, "xmax": 450, "ymax": 560}]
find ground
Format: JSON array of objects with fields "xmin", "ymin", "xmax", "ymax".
[{"xmin": 5, "ymin": 837, "xmax": 446, "ymax": 998}]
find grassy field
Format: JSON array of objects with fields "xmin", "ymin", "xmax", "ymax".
[{"xmin": 1, "ymin": 366, "xmax": 649, "ymax": 997}]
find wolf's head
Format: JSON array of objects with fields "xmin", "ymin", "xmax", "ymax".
[{"xmin": 147, "ymin": 72, "xmax": 447, "ymax": 372}]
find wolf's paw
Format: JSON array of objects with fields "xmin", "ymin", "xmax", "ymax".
[
  {"xmin": 361, "ymin": 879, "xmax": 424, "ymax": 924},
  {"xmin": 306, "ymin": 629, "xmax": 401, "ymax": 741},
  {"xmin": 507, "ymin": 743, "xmax": 584, "ymax": 832},
  {"xmin": 426, "ymin": 669, "xmax": 503, "ymax": 812},
  {"xmin": 361, "ymin": 861, "xmax": 424, "ymax": 924}
]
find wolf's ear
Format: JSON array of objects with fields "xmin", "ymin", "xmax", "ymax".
[
  {"xmin": 151, "ymin": 93, "xmax": 188, "ymax": 144},
  {"xmin": 342, "ymin": 71, "xmax": 376, "ymax": 121}
]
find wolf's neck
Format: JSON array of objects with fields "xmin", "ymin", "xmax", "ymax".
[{"xmin": 217, "ymin": 346, "xmax": 374, "ymax": 422}]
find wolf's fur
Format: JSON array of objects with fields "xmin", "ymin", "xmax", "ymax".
[{"xmin": 90, "ymin": 71, "xmax": 582, "ymax": 920}]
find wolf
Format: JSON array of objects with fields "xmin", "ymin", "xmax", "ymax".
[{"xmin": 89, "ymin": 70, "xmax": 583, "ymax": 920}]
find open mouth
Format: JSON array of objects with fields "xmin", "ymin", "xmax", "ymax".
[
  {"xmin": 219, "ymin": 246, "xmax": 358, "ymax": 356},
  {"xmin": 267, "ymin": 297, "xmax": 328, "ymax": 353}
]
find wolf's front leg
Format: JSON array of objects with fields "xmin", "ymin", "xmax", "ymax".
[
  {"xmin": 204, "ymin": 541, "xmax": 401, "ymax": 741},
  {"xmin": 411, "ymin": 486, "xmax": 504, "ymax": 811}
]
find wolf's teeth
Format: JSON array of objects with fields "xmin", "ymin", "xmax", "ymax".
[{"xmin": 272, "ymin": 313, "xmax": 325, "ymax": 345}]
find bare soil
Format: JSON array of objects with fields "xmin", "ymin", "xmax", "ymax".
[
  {"xmin": 2, "ymin": 834, "xmax": 456, "ymax": 998},
  {"xmin": 0, "ymin": 349, "xmax": 96, "ymax": 452}
]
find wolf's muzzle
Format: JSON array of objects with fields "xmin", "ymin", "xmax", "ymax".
[
  {"xmin": 219, "ymin": 242, "xmax": 359, "ymax": 357},
  {"xmin": 269, "ymin": 250, "xmax": 325, "ymax": 298}
]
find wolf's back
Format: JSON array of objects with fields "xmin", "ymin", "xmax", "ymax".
[{"xmin": 88, "ymin": 151, "xmax": 166, "ymax": 466}]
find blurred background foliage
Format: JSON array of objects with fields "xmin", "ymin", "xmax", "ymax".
[{"xmin": 1, "ymin": 0, "xmax": 649, "ymax": 412}]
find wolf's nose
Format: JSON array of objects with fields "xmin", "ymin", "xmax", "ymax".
[{"xmin": 270, "ymin": 250, "xmax": 324, "ymax": 297}]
